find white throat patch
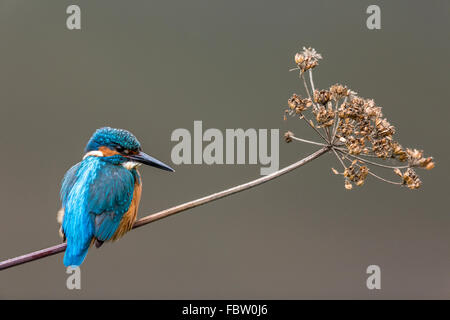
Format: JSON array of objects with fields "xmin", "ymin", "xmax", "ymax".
[
  {"xmin": 122, "ymin": 161, "xmax": 141, "ymax": 170},
  {"xmin": 83, "ymin": 150, "xmax": 104, "ymax": 160}
]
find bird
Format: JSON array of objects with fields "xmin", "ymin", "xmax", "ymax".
[{"xmin": 57, "ymin": 127, "xmax": 174, "ymax": 266}]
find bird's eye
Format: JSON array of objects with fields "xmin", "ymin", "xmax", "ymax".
[{"xmin": 115, "ymin": 146, "xmax": 125, "ymax": 153}]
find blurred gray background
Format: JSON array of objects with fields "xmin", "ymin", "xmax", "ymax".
[{"xmin": 0, "ymin": 0, "xmax": 449, "ymax": 299}]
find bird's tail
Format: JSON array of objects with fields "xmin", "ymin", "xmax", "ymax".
[{"xmin": 64, "ymin": 238, "xmax": 91, "ymax": 267}]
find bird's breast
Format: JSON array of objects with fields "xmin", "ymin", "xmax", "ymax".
[{"xmin": 111, "ymin": 170, "xmax": 142, "ymax": 240}]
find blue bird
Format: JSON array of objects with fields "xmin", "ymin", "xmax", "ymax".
[{"xmin": 57, "ymin": 127, "xmax": 174, "ymax": 266}]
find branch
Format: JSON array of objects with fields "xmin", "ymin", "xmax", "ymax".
[{"xmin": 0, "ymin": 146, "xmax": 330, "ymax": 271}]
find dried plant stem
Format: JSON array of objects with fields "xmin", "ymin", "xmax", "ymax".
[
  {"xmin": 308, "ymin": 70, "xmax": 316, "ymax": 93},
  {"xmin": 325, "ymin": 127, "xmax": 331, "ymax": 141},
  {"xmin": 334, "ymin": 148, "xmax": 381, "ymax": 158},
  {"xmin": 301, "ymin": 73, "xmax": 312, "ymax": 101},
  {"xmin": 305, "ymin": 70, "xmax": 330, "ymax": 141},
  {"xmin": 335, "ymin": 149, "xmax": 410, "ymax": 170},
  {"xmin": 0, "ymin": 147, "xmax": 330, "ymax": 271},
  {"xmin": 290, "ymin": 136, "xmax": 328, "ymax": 147},
  {"xmin": 300, "ymin": 116, "xmax": 329, "ymax": 143},
  {"xmin": 332, "ymin": 148, "xmax": 347, "ymax": 170},
  {"xmin": 330, "ymin": 98, "xmax": 344, "ymax": 144},
  {"xmin": 365, "ymin": 170, "xmax": 403, "ymax": 185},
  {"xmin": 338, "ymin": 151, "xmax": 403, "ymax": 186}
]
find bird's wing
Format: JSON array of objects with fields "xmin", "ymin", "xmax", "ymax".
[
  {"xmin": 87, "ymin": 164, "xmax": 136, "ymax": 242},
  {"xmin": 59, "ymin": 162, "xmax": 83, "ymax": 240},
  {"xmin": 60, "ymin": 162, "xmax": 82, "ymax": 205}
]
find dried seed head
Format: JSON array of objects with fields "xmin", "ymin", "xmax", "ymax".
[
  {"xmin": 288, "ymin": 94, "xmax": 312, "ymax": 114},
  {"xmin": 424, "ymin": 161, "xmax": 435, "ymax": 170},
  {"xmin": 294, "ymin": 47, "xmax": 322, "ymax": 73},
  {"xmin": 294, "ymin": 53, "xmax": 304, "ymax": 65},
  {"xmin": 286, "ymin": 46, "xmax": 434, "ymax": 190},
  {"xmin": 284, "ymin": 131, "xmax": 293, "ymax": 143},
  {"xmin": 342, "ymin": 161, "xmax": 369, "ymax": 187},
  {"xmin": 344, "ymin": 179, "xmax": 353, "ymax": 190},
  {"xmin": 314, "ymin": 105, "xmax": 335, "ymax": 128},
  {"xmin": 401, "ymin": 168, "xmax": 422, "ymax": 189},
  {"xmin": 392, "ymin": 142, "xmax": 407, "ymax": 161},
  {"xmin": 363, "ymin": 99, "xmax": 383, "ymax": 118},
  {"xmin": 329, "ymin": 84, "xmax": 350, "ymax": 100},
  {"xmin": 314, "ymin": 89, "xmax": 331, "ymax": 105},
  {"xmin": 345, "ymin": 136, "xmax": 366, "ymax": 155}
]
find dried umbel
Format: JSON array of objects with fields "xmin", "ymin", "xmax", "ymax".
[
  {"xmin": 284, "ymin": 131, "xmax": 294, "ymax": 143},
  {"xmin": 294, "ymin": 47, "xmax": 322, "ymax": 73},
  {"xmin": 337, "ymin": 159, "xmax": 369, "ymax": 189},
  {"xmin": 284, "ymin": 47, "xmax": 434, "ymax": 190},
  {"xmin": 330, "ymin": 84, "xmax": 351, "ymax": 101},
  {"xmin": 314, "ymin": 89, "xmax": 331, "ymax": 105},
  {"xmin": 314, "ymin": 105, "xmax": 335, "ymax": 128},
  {"xmin": 288, "ymin": 94, "xmax": 312, "ymax": 114}
]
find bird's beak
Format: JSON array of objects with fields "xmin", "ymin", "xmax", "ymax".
[{"xmin": 128, "ymin": 151, "xmax": 175, "ymax": 172}]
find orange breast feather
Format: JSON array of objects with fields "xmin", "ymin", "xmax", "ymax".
[{"xmin": 112, "ymin": 171, "xmax": 142, "ymax": 241}]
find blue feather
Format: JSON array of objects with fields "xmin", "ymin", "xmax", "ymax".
[
  {"xmin": 60, "ymin": 157, "xmax": 136, "ymax": 266},
  {"xmin": 88, "ymin": 163, "xmax": 135, "ymax": 241}
]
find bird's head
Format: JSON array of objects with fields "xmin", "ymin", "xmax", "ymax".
[{"xmin": 84, "ymin": 127, "xmax": 174, "ymax": 172}]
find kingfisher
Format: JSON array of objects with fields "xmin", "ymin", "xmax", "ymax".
[{"xmin": 57, "ymin": 127, "xmax": 174, "ymax": 266}]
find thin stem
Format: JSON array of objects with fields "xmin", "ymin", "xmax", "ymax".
[
  {"xmin": 290, "ymin": 135, "xmax": 329, "ymax": 147},
  {"xmin": 306, "ymin": 69, "xmax": 330, "ymax": 141},
  {"xmin": 301, "ymin": 73, "xmax": 312, "ymax": 101},
  {"xmin": 330, "ymin": 98, "xmax": 344, "ymax": 144},
  {"xmin": 335, "ymin": 149, "xmax": 410, "ymax": 170},
  {"xmin": 325, "ymin": 126, "xmax": 331, "ymax": 141},
  {"xmin": 366, "ymin": 170, "xmax": 403, "ymax": 186},
  {"xmin": 300, "ymin": 115, "xmax": 329, "ymax": 144},
  {"xmin": 0, "ymin": 147, "xmax": 331, "ymax": 271},
  {"xmin": 339, "ymin": 152, "xmax": 403, "ymax": 186},
  {"xmin": 295, "ymin": 72, "xmax": 329, "ymax": 144},
  {"xmin": 308, "ymin": 69, "xmax": 316, "ymax": 93},
  {"xmin": 332, "ymin": 148, "xmax": 347, "ymax": 169},
  {"xmin": 334, "ymin": 147, "xmax": 381, "ymax": 158}
]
